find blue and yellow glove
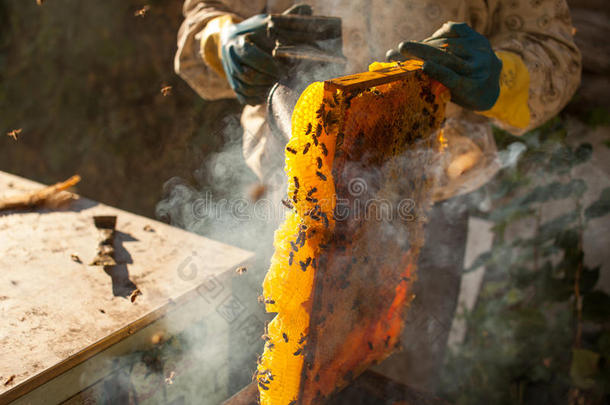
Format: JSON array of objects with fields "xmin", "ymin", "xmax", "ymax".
[
  {"xmin": 396, "ymin": 22, "xmax": 502, "ymax": 111},
  {"xmin": 219, "ymin": 14, "xmax": 281, "ymax": 105},
  {"xmin": 201, "ymin": 4, "xmax": 313, "ymax": 105}
]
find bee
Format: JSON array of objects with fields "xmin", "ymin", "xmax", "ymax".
[
  {"xmin": 282, "ymin": 198, "xmax": 294, "ymax": 209},
  {"xmin": 290, "ymin": 241, "xmax": 299, "ymax": 252},
  {"xmin": 316, "ymin": 157, "xmax": 322, "ymax": 169},
  {"xmin": 303, "ymin": 142, "xmax": 311, "ymax": 154},
  {"xmin": 261, "ymin": 333, "xmax": 270, "ymax": 341},
  {"xmin": 298, "ymin": 334, "xmax": 307, "ymax": 345},
  {"xmin": 320, "ymin": 143, "xmax": 328, "ymax": 156},
  {"xmin": 316, "ymin": 124, "xmax": 322, "ymax": 137},
  {"xmin": 305, "ymin": 196, "xmax": 318, "ymax": 203},
  {"xmin": 297, "ymin": 232, "xmax": 306, "ymax": 247},
  {"xmin": 134, "ymin": 5, "xmax": 150, "ymax": 17},
  {"xmin": 282, "ymin": 333, "xmax": 289, "ymax": 343},
  {"xmin": 6, "ymin": 128, "xmax": 21, "ymax": 140},
  {"xmin": 164, "ymin": 371, "xmax": 176, "ymax": 385},
  {"xmin": 292, "ymin": 189, "xmax": 298, "ymax": 203},
  {"xmin": 316, "ymin": 105, "xmax": 325, "ymax": 119},
  {"xmin": 320, "ymin": 212, "xmax": 329, "ymax": 228},
  {"xmin": 293, "ymin": 176, "xmax": 300, "ymax": 190},
  {"xmin": 299, "ymin": 257, "xmax": 311, "ymax": 272},
  {"xmin": 289, "ymin": 251, "xmax": 294, "ymax": 265},
  {"xmin": 289, "ymin": 400, "xmax": 297, "ymax": 405},
  {"xmin": 258, "ymin": 381, "xmax": 269, "ymax": 391},
  {"xmin": 129, "ymin": 288, "xmax": 142, "ymax": 303},
  {"xmin": 4, "ymin": 375, "xmax": 15, "ymax": 386},
  {"xmin": 307, "ymin": 187, "xmax": 317, "ymax": 196},
  {"xmin": 316, "ymin": 171, "xmax": 327, "ymax": 181},
  {"xmin": 257, "ymin": 295, "xmax": 265, "ymax": 303},
  {"xmin": 286, "ymin": 146, "xmax": 297, "ymax": 154},
  {"xmin": 300, "ymin": 223, "xmax": 308, "ymax": 231},
  {"xmin": 306, "ymin": 122, "xmax": 312, "ymax": 135},
  {"xmin": 264, "ymin": 298, "xmax": 275, "ymax": 304},
  {"xmin": 312, "ymin": 133, "xmax": 318, "ymax": 146},
  {"xmin": 160, "ymin": 85, "xmax": 172, "ymax": 96},
  {"xmin": 235, "ymin": 266, "xmax": 247, "ymax": 275},
  {"xmin": 336, "ymin": 132, "xmax": 344, "ymax": 147},
  {"xmin": 293, "ymin": 348, "xmax": 303, "ymax": 356},
  {"xmin": 368, "ymin": 342, "xmax": 373, "ymax": 350},
  {"xmin": 70, "ymin": 253, "xmax": 82, "ymax": 263}
]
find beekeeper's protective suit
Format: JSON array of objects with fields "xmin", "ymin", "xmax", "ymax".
[{"xmin": 175, "ymin": 0, "xmax": 581, "ymax": 391}]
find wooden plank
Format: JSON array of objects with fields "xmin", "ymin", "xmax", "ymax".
[
  {"xmin": 324, "ymin": 63, "xmax": 423, "ymax": 93},
  {"xmin": 0, "ymin": 171, "xmax": 255, "ymax": 403}
]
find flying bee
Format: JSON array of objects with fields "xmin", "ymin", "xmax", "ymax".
[
  {"xmin": 303, "ymin": 142, "xmax": 310, "ymax": 154},
  {"xmin": 286, "ymin": 146, "xmax": 297, "ymax": 154},
  {"xmin": 6, "ymin": 128, "xmax": 21, "ymax": 140},
  {"xmin": 320, "ymin": 143, "xmax": 328, "ymax": 156},
  {"xmin": 134, "ymin": 5, "xmax": 150, "ymax": 17},
  {"xmin": 160, "ymin": 85, "xmax": 172, "ymax": 96}
]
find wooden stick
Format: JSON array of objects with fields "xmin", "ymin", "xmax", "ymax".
[{"xmin": 0, "ymin": 175, "xmax": 81, "ymax": 211}]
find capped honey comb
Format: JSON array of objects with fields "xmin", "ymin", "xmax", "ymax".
[{"xmin": 256, "ymin": 61, "xmax": 449, "ymax": 405}]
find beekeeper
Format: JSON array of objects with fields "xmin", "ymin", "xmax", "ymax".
[{"xmin": 175, "ymin": 0, "xmax": 581, "ymax": 391}]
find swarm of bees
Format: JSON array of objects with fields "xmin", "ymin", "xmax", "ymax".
[
  {"xmin": 134, "ymin": 5, "xmax": 150, "ymax": 17},
  {"xmin": 7, "ymin": 128, "xmax": 21, "ymax": 140}
]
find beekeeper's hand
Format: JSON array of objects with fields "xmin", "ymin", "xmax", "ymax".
[
  {"xmin": 211, "ymin": 4, "xmax": 313, "ymax": 105},
  {"xmin": 396, "ymin": 22, "xmax": 502, "ymax": 112}
]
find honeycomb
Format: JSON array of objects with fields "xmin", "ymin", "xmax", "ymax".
[{"xmin": 256, "ymin": 61, "xmax": 449, "ymax": 405}]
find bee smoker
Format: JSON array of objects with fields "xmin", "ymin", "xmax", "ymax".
[{"xmin": 263, "ymin": 12, "xmax": 346, "ymax": 143}]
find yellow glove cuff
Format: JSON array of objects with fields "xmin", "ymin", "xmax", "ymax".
[
  {"xmin": 200, "ymin": 14, "xmax": 240, "ymax": 78},
  {"xmin": 477, "ymin": 51, "xmax": 531, "ymax": 129}
]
